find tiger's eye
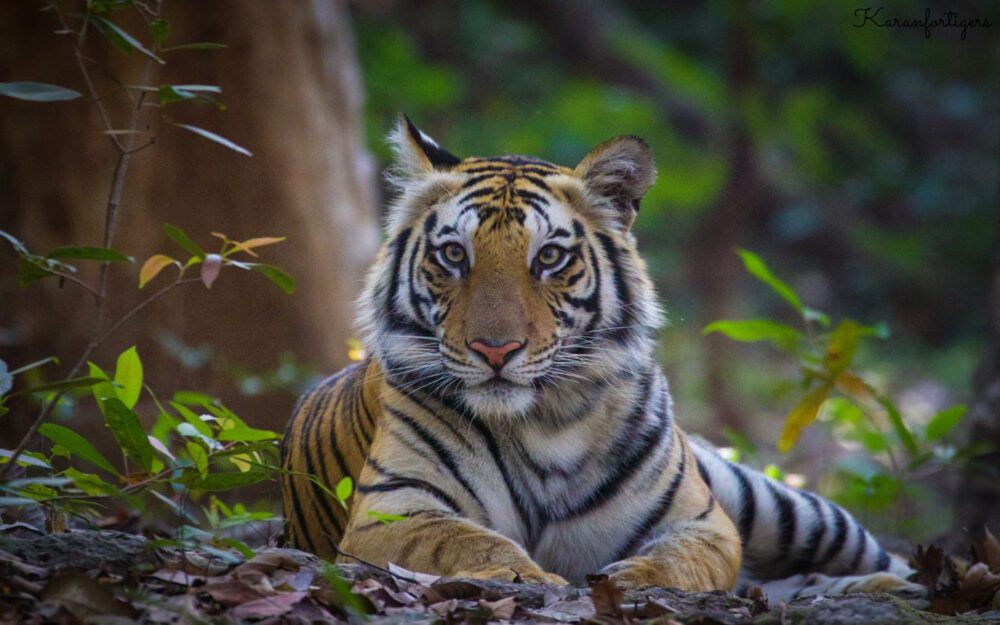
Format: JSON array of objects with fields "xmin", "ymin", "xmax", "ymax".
[
  {"xmin": 443, "ymin": 243, "xmax": 466, "ymax": 265},
  {"xmin": 536, "ymin": 245, "xmax": 565, "ymax": 267}
]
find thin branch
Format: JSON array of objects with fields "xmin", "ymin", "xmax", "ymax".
[
  {"xmin": 93, "ymin": 277, "xmax": 200, "ymax": 346},
  {"xmin": 52, "ymin": 5, "xmax": 124, "ymax": 152},
  {"xmin": 52, "ymin": 270, "xmax": 101, "ymax": 300}
]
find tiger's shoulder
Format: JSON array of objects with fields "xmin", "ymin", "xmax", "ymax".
[{"xmin": 280, "ymin": 359, "xmax": 384, "ymax": 555}]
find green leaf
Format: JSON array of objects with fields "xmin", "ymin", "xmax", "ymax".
[
  {"xmin": 0, "ymin": 497, "xmax": 39, "ymax": 507},
  {"xmin": 215, "ymin": 537, "xmax": 255, "ymax": 559},
  {"xmin": 803, "ymin": 307, "xmax": 831, "ymax": 328},
  {"xmin": 246, "ymin": 263, "xmax": 296, "ymax": 294},
  {"xmin": 185, "ymin": 469, "xmax": 269, "ymax": 491},
  {"xmin": 88, "ymin": 15, "xmax": 165, "ymax": 64},
  {"xmin": 161, "ymin": 42, "xmax": 227, "ymax": 52},
  {"xmin": 11, "ymin": 376, "xmax": 106, "ymax": 397},
  {"xmin": 170, "ymin": 402, "xmax": 214, "ymax": 438},
  {"xmin": 367, "ymin": 510, "xmax": 407, "ymax": 524},
  {"xmin": 173, "ymin": 391, "xmax": 217, "ymax": 406},
  {"xmin": 114, "ymin": 346, "xmax": 143, "ymax": 409},
  {"xmin": 174, "ymin": 124, "xmax": 252, "ymax": 157},
  {"xmin": 88, "ymin": 362, "xmax": 118, "ymax": 409},
  {"xmin": 703, "ymin": 319, "xmax": 801, "ymax": 352},
  {"xmin": 64, "ymin": 468, "xmax": 119, "ymax": 496},
  {"xmin": 102, "ymin": 398, "xmax": 155, "ymax": 472},
  {"xmin": 172, "ymin": 84, "xmax": 222, "ymax": 94},
  {"xmin": 150, "ymin": 18, "xmax": 171, "ymax": 46},
  {"xmin": 214, "ymin": 406, "xmax": 279, "ymax": 443},
  {"xmin": 46, "ymin": 246, "xmax": 132, "ymax": 262},
  {"xmin": 336, "ymin": 476, "xmax": 353, "ymax": 504},
  {"xmin": 10, "ymin": 356, "xmax": 59, "ymax": 376},
  {"xmin": 16, "ymin": 257, "xmax": 54, "ymax": 287},
  {"xmin": 736, "ymin": 249, "xmax": 803, "ymax": 314},
  {"xmin": 0, "ymin": 82, "xmax": 82, "ymax": 102},
  {"xmin": 38, "ymin": 423, "xmax": 120, "ymax": 475},
  {"xmin": 763, "ymin": 464, "xmax": 784, "ymax": 481},
  {"xmin": 0, "ymin": 448, "xmax": 51, "ymax": 469},
  {"xmin": 321, "ymin": 563, "xmax": 370, "ymax": 615},
  {"xmin": 157, "ymin": 85, "xmax": 196, "ymax": 105},
  {"xmin": 163, "ymin": 223, "xmax": 205, "ymax": 259},
  {"xmin": 925, "ymin": 405, "xmax": 967, "ymax": 442},
  {"xmin": 186, "ymin": 441, "xmax": 208, "ymax": 478},
  {"xmin": 0, "ymin": 360, "xmax": 11, "ymax": 396},
  {"xmin": 877, "ymin": 396, "xmax": 919, "ymax": 455},
  {"xmin": 0, "ymin": 230, "xmax": 29, "ymax": 255}
]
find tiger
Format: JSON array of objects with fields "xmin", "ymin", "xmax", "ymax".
[{"xmin": 280, "ymin": 115, "xmax": 927, "ymax": 603}]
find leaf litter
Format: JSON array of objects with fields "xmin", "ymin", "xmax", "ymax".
[{"xmin": 1, "ymin": 528, "xmax": 1000, "ymax": 623}]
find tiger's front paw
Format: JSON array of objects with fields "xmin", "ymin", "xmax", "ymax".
[
  {"xmin": 601, "ymin": 556, "xmax": 665, "ymax": 590},
  {"xmin": 454, "ymin": 566, "xmax": 569, "ymax": 586}
]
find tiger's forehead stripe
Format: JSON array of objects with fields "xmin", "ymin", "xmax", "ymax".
[{"xmin": 436, "ymin": 157, "xmax": 576, "ymax": 232}]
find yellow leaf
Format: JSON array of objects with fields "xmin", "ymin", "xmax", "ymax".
[
  {"xmin": 778, "ymin": 383, "xmax": 833, "ymax": 452},
  {"xmin": 347, "ymin": 338, "xmax": 366, "ymax": 361},
  {"xmin": 227, "ymin": 236, "xmax": 286, "ymax": 257},
  {"xmin": 835, "ymin": 370, "xmax": 874, "ymax": 402},
  {"xmin": 230, "ymin": 453, "xmax": 251, "ymax": 472},
  {"xmin": 825, "ymin": 320, "xmax": 861, "ymax": 376},
  {"xmin": 139, "ymin": 254, "xmax": 178, "ymax": 288}
]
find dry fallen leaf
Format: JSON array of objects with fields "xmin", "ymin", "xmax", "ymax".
[
  {"xmin": 586, "ymin": 574, "xmax": 623, "ymax": 618},
  {"xmin": 972, "ymin": 527, "xmax": 1000, "ymax": 573},
  {"xmin": 40, "ymin": 572, "xmax": 136, "ymax": 620},
  {"xmin": 480, "ymin": 595, "xmax": 518, "ymax": 620},
  {"xmin": 200, "ymin": 578, "xmax": 269, "ymax": 606},
  {"xmin": 228, "ymin": 590, "xmax": 307, "ymax": 619}
]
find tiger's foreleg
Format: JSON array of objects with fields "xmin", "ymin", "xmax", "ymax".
[
  {"xmin": 339, "ymin": 511, "xmax": 567, "ymax": 585},
  {"xmin": 601, "ymin": 435, "xmax": 743, "ymax": 591}
]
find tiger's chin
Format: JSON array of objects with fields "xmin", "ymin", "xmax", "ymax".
[{"xmin": 459, "ymin": 379, "xmax": 536, "ymax": 420}]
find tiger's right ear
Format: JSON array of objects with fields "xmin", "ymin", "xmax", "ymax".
[{"xmin": 388, "ymin": 114, "xmax": 460, "ymax": 178}]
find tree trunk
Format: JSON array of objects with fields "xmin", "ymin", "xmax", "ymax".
[{"xmin": 0, "ymin": 1, "xmax": 379, "ymax": 442}]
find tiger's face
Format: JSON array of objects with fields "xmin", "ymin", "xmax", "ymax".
[{"xmin": 360, "ymin": 116, "xmax": 663, "ymax": 421}]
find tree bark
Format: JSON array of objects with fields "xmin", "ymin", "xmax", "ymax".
[{"xmin": 0, "ymin": 1, "xmax": 379, "ymax": 441}]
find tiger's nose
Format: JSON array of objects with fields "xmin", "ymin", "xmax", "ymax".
[{"xmin": 467, "ymin": 338, "xmax": 526, "ymax": 371}]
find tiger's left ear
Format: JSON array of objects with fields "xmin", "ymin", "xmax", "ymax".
[
  {"xmin": 574, "ymin": 136, "xmax": 656, "ymax": 230},
  {"xmin": 388, "ymin": 113, "xmax": 461, "ymax": 178}
]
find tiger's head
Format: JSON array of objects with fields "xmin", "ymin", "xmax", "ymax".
[{"xmin": 359, "ymin": 116, "xmax": 664, "ymax": 422}]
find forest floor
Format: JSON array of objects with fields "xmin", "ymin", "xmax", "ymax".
[{"xmin": 1, "ymin": 528, "xmax": 999, "ymax": 625}]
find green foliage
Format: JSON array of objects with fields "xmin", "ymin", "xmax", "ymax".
[
  {"xmin": 707, "ymin": 250, "xmax": 984, "ymax": 520},
  {"xmin": 0, "ymin": 82, "xmax": 82, "ymax": 102},
  {"xmin": 0, "ymin": 3, "xmax": 296, "ymax": 557}
]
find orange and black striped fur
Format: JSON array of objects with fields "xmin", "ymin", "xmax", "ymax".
[{"xmin": 281, "ymin": 116, "xmax": 927, "ymax": 602}]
